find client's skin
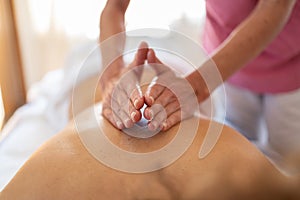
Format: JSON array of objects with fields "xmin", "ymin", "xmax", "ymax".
[
  {"xmin": 0, "ymin": 72, "xmax": 299, "ymax": 199},
  {"xmin": 0, "ymin": 104, "xmax": 296, "ymax": 199},
  {"xmin": 2, "ymin": 44, "xmax": 299, "ymax": 199}
]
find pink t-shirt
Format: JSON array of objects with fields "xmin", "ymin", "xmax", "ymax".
[{"xmin": 203, "ymin": 0, "xmax": 300, "ymax": 93}]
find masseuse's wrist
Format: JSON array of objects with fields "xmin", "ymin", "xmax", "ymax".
[
  {"xmin": 100, "ymin": 59, "xmax": 124, "ymax": 92},
  {"xmin": 186, "ymin": 70, "xmax": 209, "ymax": 103}
]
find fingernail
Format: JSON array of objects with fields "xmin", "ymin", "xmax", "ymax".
[
  {"xmin": 131, "ymin": 112, "xmax": 137, "ymax": 122},
  {"xmin": 134, "ymin": 99, "xmax": 139, "ymax": 108},
  {"xmin": 150, "ymin": 121, "xmax": 158, "ymax": 131},
  {"xmin": 149, "ymin": 96, "xmax": 154, "ymax": 105},
  {"xmin": 116, "ymin": 121, "xmax": 123, "ymax": 129},
  {"xmin": 162, "ymin": 122, "xmax": 167, "ymax": 130},
  {"xmin": 125, "ymin": 118, "xmax": 132, "ymax": 128},
  {"xmin": 149, "ymin": 110, "xmax": 154, "ymax": 120}
]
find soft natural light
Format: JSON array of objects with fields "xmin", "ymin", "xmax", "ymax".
[
  {"xmin": 126, "ymin": 0, "xmax": 204, "ymax": 30},
  {"xmin": 27, "ymin": 0, "xmax": 205, "ymax": 39},
  {"xmin": 28, "ymin": 0, "xmax": 105, "ymax": 39},
  {"xmin": 27, "ymin": 0, "xmax": 53, "ymax": 34},
  {"xmin": 0, "ymin": 86, "xmax": 4, "ymax": 130},
  {"xmin": 52, "ymin": 0, "xmax": 104, "ymax": 39}
]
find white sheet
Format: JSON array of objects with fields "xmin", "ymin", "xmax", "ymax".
[{"xmin": 0, "ymin": 41, "xmax": 101, "ymax": 190}]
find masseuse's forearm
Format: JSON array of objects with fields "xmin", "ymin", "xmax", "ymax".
[
  {"xmin": 212, "ymin": 0, "xmax": 296, "ymax": 80},
  {"xmin": 100, "ymin": 0, "xmax": 129, "ymax": 43},
  {"xmin": 188, "ymin": 0, "xmax": 296, "ymax": 102},
  {"xmin": 99, "ymin": 0, "xmax": 130, "ymax": 90}
]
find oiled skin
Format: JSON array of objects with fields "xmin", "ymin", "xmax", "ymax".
[
  {"xmin": 1, "ymin": 109, "xmax": 293, "ymax": 200},
  {"xmin": 1, "ymin": 74, "xmax": 298, "ymax": 200}
]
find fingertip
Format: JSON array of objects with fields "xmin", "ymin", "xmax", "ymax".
[
  {"xmin": 145, "ymin": 95, "xmax": 154, "ymax": 106},
  {"xmin": 147, "ymin": 123, "xmax": 153, "ymax": 131},
  {"xmin": 136, "ymin": 111, "xmax": 143, "ymax": 122},
  {"xmin": 147, "ymin": 49, "xmax": 156, "ymax": 63},
  {"xmin": 131, "ymin": 110, "xmax": 141, "ymax": 122},
  {"xmin": 144, "ymin": 107, "xmax": 152, "ymax": 120},
  {"xmin": 149, "ymin": 96, "xmax": 154, "ymax": 105},
  {"xmin": 139, "ymin": 41, "xmax": 149, "ymax": 49},
  {"xmin": 131, "ymin": 112, "xmax": 137, "ymax": 122},
  {"xmin": 116, "ymin": 121, "xmax": 124, "ymax": 130},
  {"xmin": 162, "ymin": 121, "xmax": 168, "ymax": 131},
  {"xmin": 133, "ymin": 99, "xmax": 139, "ymax": 109},
  {"xmin": 124, "ymin": 118, "xmax": 133, "ymax": 128},
  {"xmin": 148, "ymin": 121, "xmax": 158, "ymax": 131},
  {"xmin": 136, "ymin": 42, "xmax": 149, "ymax": 64},
  {"xmin": 134, "ymin": 97, "xmax": 144, "ymax": 109}
]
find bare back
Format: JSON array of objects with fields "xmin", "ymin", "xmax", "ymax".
[{"xmin": 0, "ymin": 106, "xmax": 290, "ymax": 199}]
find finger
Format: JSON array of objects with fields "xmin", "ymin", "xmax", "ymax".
[
  {"xmin": 118, "ymin": 77, "xmax": 144, "ymax": 112},
  {"xmin": 108, "ymin": 94, "xmax": 137, "ymax": 128},
  {"xmin": 103, "ymin": 97, "xmax": 126, "ymax": 130},
  {"xmin": 116, "ymin": 108, "xmax": 133, "ymax": 129},
  {"xmin": 112, "ymin": 78, "xmax": 143, "ymax": 122},
  {"xmin": 127, "ymin": 82, "xmax": 144, "ymax": 110},
  {"xmin": 147, "ymin": 48, "xmax": 162, "ymax": 64},
  {"xmin": 127, "ymin": 41, "xmax": 149, "ymax": 78},
  {"xmin": 143, "ymin": 103, "xmax": 164, "ymax": 121},
  {"xmin": 161, "ymin": 111, "xmax": 182, "ymax": 131},
  {"xmin": 147, "ymin": 49, "xmax": 169, "ymax": 75},
  {"xmin": 145, "ymin": 83, "xmax": 165, "ymax": 106},
  {"xmin": 133, "ymin": 95, "xmax": 144, "ymax": 110},
  {"xmin": 102, "ymin": 106, "xmax": 124, "ymax": 130},
  {"xmin": 144, "ymin": 89, "xmax": 175, "ymax": 120},
  {"xmin": 135, "ymin": 41, "xmax": 149, "ymax": 66},
  {"xmin": 148, "ymin": 109, "xmax": 167, "ymax": 131},
  {"xmin": 127, "ymin": 100, "xmax": 142, "ymax": 122},
  {"xmin": 120, "ymin": 42, "xmax": 148, "ymax": 111},
  {"xmin": 110, "ymin": 88, "xmax": 134, "ymax": 128},
  {"xmin": 153, "ymin": 89, "xmax": 177, "ymax": 107},
  {"xmin": 143, "ymin": 107, "xmax": 152, "ymax": 120},
  {"xmin": 111, "ymin": 85, "xmax": 129, "ymax": 107},
  {"xmin": 130, "ymin": 109, "xmax": 142, "ymax": 123},
  {"xmin": 112, "ymin": 99, "xmax": 136, "ymax": 128},
  {"xmin": 163, "ymin": 100, "xmax": 181, "ymax": 117},
  {"xmin": 148, "ymin": 100, "xmax": 180, "ymax": 131},
  {"xmin": 145, "ymin": 87, "xmax": 175, "ymax": 118},
  {"xmin": 118, "ymin": 63, "xmax": 144, "ymax": 110}
]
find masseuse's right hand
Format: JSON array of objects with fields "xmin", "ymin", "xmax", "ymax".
[{"xmin": 101, "ymin": 42, "xmax": 149, "ymax": 129}]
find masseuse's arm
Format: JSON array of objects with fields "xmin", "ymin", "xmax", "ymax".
[
  {"xmin": 187, "ymin": 0, "xmax": 297, "ymax": 101},
  {"xmin": 99, "ymin": 0, "xmax": 148, "ymax": 129},
  {"xmin": 146, "ymin": 0, "xmax": 297, "ymax": 130},
  {"xmin": 99, "ymin": 0, "xmax": 129, "ymax": 83}
]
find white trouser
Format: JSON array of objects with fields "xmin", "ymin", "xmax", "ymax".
[{"xmin": 222, "ymin": 83, "xmax": 300, "ymax": 174}]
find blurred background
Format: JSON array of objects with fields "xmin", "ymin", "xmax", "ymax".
[
  {"xmin": 0, "ymin": 0, "xmax": 207, "ymax": 188},
  {"xmin": 0, "ymin": 0, "xmax": 206, "ymax": 129}
]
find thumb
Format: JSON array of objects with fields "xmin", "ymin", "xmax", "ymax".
[
  {"xmin": 126, "ymin": 41, "xmax": 148, "ymax": 78},
  {"xmin": 134, "ymin": 41, "xmax": 149, "ymax": 66},
  {"xmin": 127, "ymin": 41, "xmax": 149, "ymax": 70},
  {"xmin": 147, "ymin": 49, "xmax": 168, "ymax": 75},
  {"xmin": 147, "ymin": 48, "xmax": 163, "ymax": 64}
]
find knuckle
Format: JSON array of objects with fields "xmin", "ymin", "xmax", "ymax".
[{"xmin": 150, "ymin": 84, "xmax": 163, "ymax": 95}]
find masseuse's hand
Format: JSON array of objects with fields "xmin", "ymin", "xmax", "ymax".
[
  {"xmin": 144, "ymin": 49, "xmax": 199, "ymax": 131},
  {"xmin": 101, "ymin": 42, "xmax": 148, "ymax": 129}
]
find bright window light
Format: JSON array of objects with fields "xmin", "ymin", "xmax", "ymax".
[
  {"xmin": 27, "ymin": 0, "xmax": 204, "ymax": 40},
  {"xmin": 126, "ymin": 0, "xmax": 205, "ymax": 31},
  {"xmin": 28, "ymin": 0, "xmax": 105, "ymax": 39},
  {"xmin": 28, "ymin": 0, "xmax": 53, "ymax": 34}
]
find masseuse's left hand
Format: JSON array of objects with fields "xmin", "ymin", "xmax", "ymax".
[
  {"xmin": 101, "ymin": 42, "xmax": 148, "ymax": 129},
  {"xmin": 144, "ymin": 49, "xmax": 200, "ymax": 131}
]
